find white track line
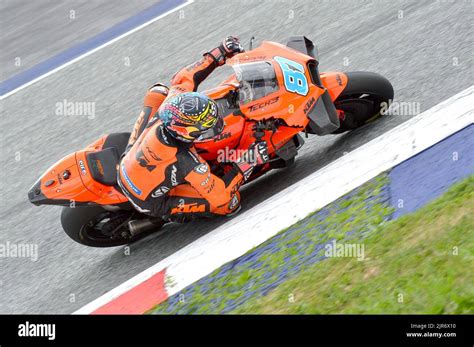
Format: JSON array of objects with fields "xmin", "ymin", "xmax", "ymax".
[
  {"xmin": 75, "ymin": 86, "xmax": 473, "ymax": 314},
  {"xmin": 0, "ymin": 0, "xmax": 194, "ymax": 100}
]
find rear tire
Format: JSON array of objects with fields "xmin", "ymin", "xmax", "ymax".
[
  {"xmin": 60, "ymin": 206, "xmax": 156, "ymax": 247},
  {"xmin": 333, "ymin": 71, "xmax": 394, "ymax": 134}
]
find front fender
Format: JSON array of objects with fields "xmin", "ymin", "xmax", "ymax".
[{"xmin": 320, "ymin": 71, "xmax": 349, "ymax": 101}]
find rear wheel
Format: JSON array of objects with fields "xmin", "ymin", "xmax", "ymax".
[
  {"xmin": 333, "ymin": 71, "xmax": 394, "ymax": 134},
  {"xmin": 60, "ymin": 206, "xmax": 157, "ymax": 247}
]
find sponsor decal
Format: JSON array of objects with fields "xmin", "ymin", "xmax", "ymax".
[
  {"xmin": 174, "ymin": 86, "xmax": 186, "ymax": 92},
  {"xmin": 120, "ymin": 163, "xmax": 142, "ymax": 196},
  {"xmin": 193, "ymin": 163, "xmax": 208, "ymax": 174},
  {"xmin": 151, "ymin": 186, "xmax": 170, "ymax": 198},
  {"xmin": 213, "ymin": 131, "xmax": 232, "ymax": 142},
  {"xmin": 228, "ymin": 194, "xmax": 239, "ymax": 210},
  {"xmin": 336, "ymin": 74, "xmax": 343, "ymax": 86},
  {"xmin": 171, "ymin": 202, "xmax": 206, "ymax": 214},
  {"xmin": 304, "ymin": 96, "xmax": 316, "ymax": 114},
  {"xmin": 96, "ymin": 160, "xmax": 105, "ymax": 175},
  {"xmin": 88, "ymin": 159, "xmax": 104, "ymax": 177},
  {"xmin": 238, "ymin": 55, "xmax": 267, "ymax": 62},
  {"xmin": 116, "ymin": 178, "xmax": 150, "ymax": 213},
  {"xmin": 248, "ymin": 96, "xmax": 279, "ymax": 112},
  {"xmin": 170, "ymin": 165, "xmax": 178, "ymax": 186},
  {"xmin": 135, "ymin": 140, "xmax": 160, "ymax": 172},
  {"xmin": 200, "ymin": 173, "xmax": 211, "ymax": 186},
  {"xmin": 206, "ymin": 179, "xmax": 215, "ymax": 194},
  {"xmin": 78, "ymin": 160, "xmax": 87, "ymax": 176},
  {"xmin": 146, "ymin": 145, "xmax": 161, "ymax": 161}
]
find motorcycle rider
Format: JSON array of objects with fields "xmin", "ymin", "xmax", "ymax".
[{"xmin": 118, "ymin": 36, "xmax": 269, "ymax": 223}]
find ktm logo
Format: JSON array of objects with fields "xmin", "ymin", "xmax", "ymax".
[
  {"xmin": 304, "ymin": 97, "xmax": 316, "ymax": 114},
  {"xmin": 171, "ymin": 203, "xmax": 206, "ymax": 214},
  {"xmin": 213, "ymin": 132, "xmax": 231, "ymax": 142}
]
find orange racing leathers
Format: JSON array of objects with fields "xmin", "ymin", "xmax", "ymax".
[{"xmin": 117, "ymin": 46, "xmax": 244, "ymax": 221}]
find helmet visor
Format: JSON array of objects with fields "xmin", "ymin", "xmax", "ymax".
[{"xmin": 193, "ymin": 117, "xmax": 225, "ymax": 142}]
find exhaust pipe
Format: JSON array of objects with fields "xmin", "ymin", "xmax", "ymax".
[{"xmin": 128, "ymin": 218, "xmax": 163, "ymax": 237}]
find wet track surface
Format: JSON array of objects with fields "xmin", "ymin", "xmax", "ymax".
[{"xmin": 0, "ymin": 0, "xmax": 472, "ymax": 313}]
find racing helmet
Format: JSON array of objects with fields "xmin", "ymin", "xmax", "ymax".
[{"xmin": 158, "ymin": 92, "xmax": 224, "ymax": 142}]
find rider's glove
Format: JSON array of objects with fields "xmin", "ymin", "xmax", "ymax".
[
  {"xmin": 205, "ymin": 36, "xmax": 244, "ymax": 66},
  {"xmin": 234, "ymin": 141, "xmax": 270, "ymax": 181},
  {"xmin": 221, "ymin": 36, "xmax": 244, "ymax": 57}
]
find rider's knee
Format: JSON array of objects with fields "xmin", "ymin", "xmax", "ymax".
[
  {"xmin": 149, "ymin": 83, "xmax": 169, "ymax": 96},
  {"xmin": 209, "ymin": 192, "xmax": 241, "ymax": 216},
  {"xmin": 144, "ymin": 83, "xmax": 169, "ymax": 108}
]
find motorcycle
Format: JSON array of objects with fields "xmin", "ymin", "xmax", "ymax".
[{"xmin": 28, "ymin": 36, "xmax": 394, "ymax": 247}]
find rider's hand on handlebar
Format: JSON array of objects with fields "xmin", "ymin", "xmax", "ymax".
[
  {"xmin": 221, "ymin": 36, "xmax": 244, "ymax": 57},
  {"xmin": 249, "ymin": 141, "xmax": 270, "ymax": 165},
  {"xmin": 234, "ymin": 141, "xmax": 270, "ymax": 180}
]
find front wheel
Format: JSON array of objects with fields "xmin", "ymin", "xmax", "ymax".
[
  {"xmin": 60, "ymin": 206, "xmax": 157, "ymax": 247},
  {"xmin": 333, "ymin": 71, "xmax": 394, "ymax": 134}
]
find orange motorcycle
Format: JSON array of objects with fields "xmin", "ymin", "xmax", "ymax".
[{"xmin": 28, "ymin": 36, "xmax": 393, "ymax": 247}]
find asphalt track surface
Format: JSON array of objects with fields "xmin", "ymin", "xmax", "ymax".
[
  {"xmin": 0, "ymin": 0, "xmax": 157, "ymax": 80},
  {"xmin": 0, "ymin": 0, "xmax": 472, "ymax": 313}
]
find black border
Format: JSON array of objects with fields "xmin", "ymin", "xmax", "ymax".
[{"xmin": 0, "ymin": 314, "xmax": 472, "ymax": 345}]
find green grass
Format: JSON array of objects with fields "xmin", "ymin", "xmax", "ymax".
[
  {"xmin": 150, "ymin": 175, "xmax": 473, "ymax": 314},
  {"xmin": 150, "ymin": 174, "xmax": 393, "ymax": 314},
  {"xmin": 233, "ymin": 176, "xmax": 474, "ymax": 314}
]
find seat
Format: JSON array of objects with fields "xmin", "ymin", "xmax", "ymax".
[{"xmin": 86, "ymin": 132, "xmax": 130, "ymax": 186}]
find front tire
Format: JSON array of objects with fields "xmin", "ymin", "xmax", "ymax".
[
  {"xmin": 60, "ymin": 206, "xmax": 155, "ymax": 247},
  {"xmin": 333, "ymin": 71, "xmax": 394, "ymax": 133}
]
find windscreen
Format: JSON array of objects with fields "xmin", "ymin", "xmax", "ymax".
[{"xmin": 233, "ymin": 61, "xmax": 279, "ymax": 105}]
